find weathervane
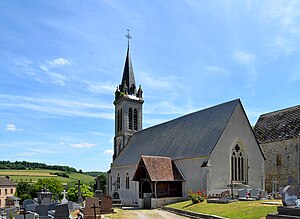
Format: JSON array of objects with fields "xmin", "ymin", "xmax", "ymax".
[{"xmin": 125, "ymin": 29, "xmax": 132, "ymax": 48}]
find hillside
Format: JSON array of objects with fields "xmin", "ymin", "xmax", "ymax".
[
  {"xmin": 0, "ymin": 161, "xmax": 107, "ymax": 185},
  {"xmin": 0, "ymin": 169, "xmax": 95, "ymax": 185}
]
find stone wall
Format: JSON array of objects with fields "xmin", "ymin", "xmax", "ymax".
[{"xmin": 260, "ymin": 137, "xmax": 300, "ymax": 192}]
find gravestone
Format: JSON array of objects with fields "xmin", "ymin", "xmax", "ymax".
[
  {"xmin": 76, "ymin": 180, "xmax": 83, "ymax": 205},
  {"xmin": 61, "ymin": 190, "xmax": 68, "ymax": 204},
  {"xmin": 266, "ymin": 176, "xmax": 300, "ymax": 218},
  {"xmin": 48, "ymin": 203, "xmax": 58, "ymax": 211},
  {"xmin": 66, "ymin": 201, "xmax": 74, "ymax": 212},
  {"xmin": 281, "ymin": 185, "xmax": 299, "ymax": 206},
  {"xmin": 238, "ymin": 189, "xmax": 249, "ymax": 199},
  {"xmin": 54, "ymin": 204, "xmax": 69, "ymax": 219},
  {"xmin": 35, "ymin": 204, "xmax": 49, "ymax": 219},
  {"xmin": 37, "ymin": 189, "xmax": 52, "ymax": 205},
  {"xmin": 16, "ymin": 212, "xmax": 36, "ymax": 219},
  {"xmin": 99, "ymin": 195, "xmax": 113, "ymax": 214},
  {"xmin": 250, "ymin": 188, "xmax": 261, "ymax": 200},
  {"xmin": 72, "ymin": 203, "xmax": 80, "ymax": 211},
  {"xmin": 94, "ymin": 176, "xmax": 103, "ymax": 199},
  {"xmin": 26, "ymin": 203, "xmax": 39, "ymax": 212},
  {"xmin": 6, "ymin": 207, "xmax": 17, "ymax": 219},
  {"xmin": 84, "ymin": 197, "xmax": 101, "ymax": 219},
  {"xmin": 220, "ymin": 190, "xmax": 230, "ymax": 198},
  {"xmin": 23, "ymin": 199, "xmax": 35, "ymax": 211}
]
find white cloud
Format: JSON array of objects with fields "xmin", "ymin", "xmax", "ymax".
[
  {"xmin": 5, "ymin": 124, "xmax": 21, "ymax": 132},
  {"xmin": 232, "ymin": 50, "xmax": 255, "ymax": 65},
  {"xmin": 0, "ymin": 94, "xmax": 114, "ymax": 120},
  {"xmin": 85, "ymin": 81, "xmax": 115, "ymax": 94},
  {"xmin": 70, "ymin": 142, "xmax": 96, "ymax": 148},
  {"xmin": 140, "ymin": 72, "xmax": 178, "ymax": 90},
  {"xmin": 103, "ymin": 149, "xmax": 113, "ymax": 155},
  {"xmin": 40, "ymin": 64, "xmax": 69, "ymax": 86},
  {"xmin": 49, "ymin": 58, "xmax": 71, "ymax": 66}
]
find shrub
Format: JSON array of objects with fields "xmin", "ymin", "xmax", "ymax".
[{"xmin": 189, "ymin": 190, "xmax": 205, "ymax": 204}]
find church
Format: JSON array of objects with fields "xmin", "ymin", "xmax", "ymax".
[{"xmin": 108, "ymin": 41, "xmax": 265, "ymax": 208}]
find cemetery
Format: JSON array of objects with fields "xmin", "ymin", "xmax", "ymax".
[{"xmin": 0, "ymin": 177, "xmax": 114, "ymax": 219}]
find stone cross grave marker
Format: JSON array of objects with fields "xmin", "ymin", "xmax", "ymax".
[
  {"xmin": 76, "ymin": 180, "xmax": 83, "ymax": 204},
  {"xmin": 61, "ymin": 190, "xmax": 68, "ymax": 204}
]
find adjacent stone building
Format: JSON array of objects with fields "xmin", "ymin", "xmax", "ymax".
[
  {"xmin": 108, "ymin": 43, "xmax": 265, "ymax": 208},
  {"xmin": 0, "ymin": 177, "xmax": 16, "ymax": 208},
  {"xmin": 254, "ymin": 105, "xmax": 300, "ymax": 192}
]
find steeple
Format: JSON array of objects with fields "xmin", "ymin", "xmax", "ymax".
[
  {"xmin": 113, "ymin": 30, "xmax": 144, "ymax": 160},
  {"xmin": 120, "ymin": 43, "xmax": 136, "ymax": 95}
]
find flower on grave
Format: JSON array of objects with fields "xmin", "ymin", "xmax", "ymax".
[{"xmin": 188, "ymin": 190, "xmax": 206, "ymax": 204}]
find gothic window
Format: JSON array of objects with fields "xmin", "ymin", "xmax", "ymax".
[
  {"xmin": 134, "ymin": 109, "xmax": 138, "ymax": 130},
  {"xmin": 10, "ymin": 188, "xmax": 13, "ymax": 194},
  {"xmin": 117, "ymin": 110, "xmax": 122, "ymax": 131},
  {"xmin": 117, "ymin": 173, "xmax": 120, "ymax": 189},
  {"xmin": 120, "ymin": 109, "xmax": 122, "ymax": 131},
  {"xmin": 231, "ymin": 144, "xmax": 247, "ymax": 182},
  {"xmin": 117, "ymin": 110, "xmax": 120, "ymax": 131},
  {"xmin": 129, "ymin": 108, "xmax": 133, "ymax": 130},
  {"xmin": 125, "ymin": 172, "xmax": 130, "ymax": 190},
  {"xmin": 277, "ymin": 154, "xmax": 283, "ymax": 166},
  {"xmin": 5, "ymin": 189, "xmax": 7, "ymax": 195}
]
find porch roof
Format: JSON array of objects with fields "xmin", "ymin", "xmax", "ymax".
[{"xmin": 132, "ymin": 155, "xmax": 184, "ymax": 182}]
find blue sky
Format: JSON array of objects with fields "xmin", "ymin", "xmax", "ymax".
[{"xmin": 1, "ymin": 0, "xmax": 300, "ymax": 171}]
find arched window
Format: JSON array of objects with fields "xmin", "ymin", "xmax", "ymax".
[
  {"xmin": 277, "ymin": 154, "xmax": 283, "ymax": 166},
  {"xmin": 129, "ymin": 108, "xmax": 133, "ymax": 130},
  {"xmin": 231, "ymin": 144, "xmax": 247, "ymax": 182},
  {"xmin": 120, "ymin": 109, "xmax": 122, "ymax": 131},
  {"xmin": 125, "ymin": 173, "xmax": 130, "ymax": 190},
  {"xmin": 134, "ymin": 109, "xmax": 138, "ymax": 130},
  {"xmin": 117, "ymin": 173, "xmax": 120, "ymax": 189}
]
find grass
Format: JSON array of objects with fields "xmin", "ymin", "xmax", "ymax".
[
  {"xmin": 167, "ymin": 199, "xmax": 281, "ymax": 219},
  {"xmin": 0, "ymin": 169, "xmax": 95, "ymax": 184}
]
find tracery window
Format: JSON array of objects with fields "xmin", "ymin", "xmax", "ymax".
[
  {"xmin": 125, "ymin": 172, "xmax": 130, "ymax": 190},
  {"xmin": 134, "ymin": 109, "xmax": 138, "ymax": 130},
  {"xmin": 117, "ymin": 109, "xmax": 123, "ymax": 131},
  {"xmin": 129, "ymin": 108, "xmax": 133, "ymax": 130},
  {"xmin": 231, "ymin": 144, "xmax": 247, "ymax": 182},
  {"xmin": 117, "ymin": 173, "xmax": 120, "ymax": 189},
  {"xmin": 120, "ymin": 109, "xmax": 122, "ymax": 131}
]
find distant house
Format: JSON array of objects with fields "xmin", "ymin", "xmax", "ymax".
[
  {"xmin": 0, "ymin": 177, "xmax": 17, "ymax": 208},
  {"xmin": 107, "ymin": 44, "xmax": 265, "ymax": 208},
  {"xmin": 254, "ymin": 105, "xmax": 300, "ymax": 191}
]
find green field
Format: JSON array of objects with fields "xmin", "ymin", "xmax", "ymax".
[
  {"xmin": 0, "ymin": 169, "xmax": 95, "ymax": 185},
  {"xmin": 167, "ymin": 200, "xmax": 281, "ymax": 219}
]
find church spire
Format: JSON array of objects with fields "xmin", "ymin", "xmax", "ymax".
[{"xmin": 120, "ymin": 30, "xmax": 136, "ymax": 95}]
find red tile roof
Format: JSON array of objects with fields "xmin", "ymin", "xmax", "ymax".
[{"xmin": 133, "ymin": 155, "xmax": 184, "ymax": 182}]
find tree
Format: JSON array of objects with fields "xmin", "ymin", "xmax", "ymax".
[
  {"xmin": 16, "ymin": 181, "xmax": 33, "ymax": 202},
  {"xmin": 33, "ymin": 178, "xmax": 63, "ymax": 199},
  {"xmin": 67, "ymin": 184, "xmax": 94, "ymax": 202}
]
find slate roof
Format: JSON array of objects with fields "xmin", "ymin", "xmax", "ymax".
[
  {"xmin": 0, "ymin": 177, "xmax": 16, "ymax": 186},
  {"xmin": 120, "ymin": 46, "xmax": 136, "ymax": 95},
  {"xmin": 132, "ymin": 155, "xmax": 184, "ymax": 181},
  {"xmin": 254, "ymin": 104, "xmax": 300, "ymax": 143},
  {"xmin": 113, "ymin": 99, "xmax": 240, "ymax": 166}
]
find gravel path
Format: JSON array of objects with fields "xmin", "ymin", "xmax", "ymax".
[{"xmin": 102, "ymin": 208, "xmax": 188, "ymax": 219}]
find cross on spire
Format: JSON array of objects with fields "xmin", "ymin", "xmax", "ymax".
[{"xmin": 125, "ymin": 29, "xmax": 132, "ymax": 48}]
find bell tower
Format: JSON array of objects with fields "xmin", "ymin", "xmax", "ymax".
[{"xmin": 113, "ymin": 30, "xmax": 144, "ymax": 160}]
